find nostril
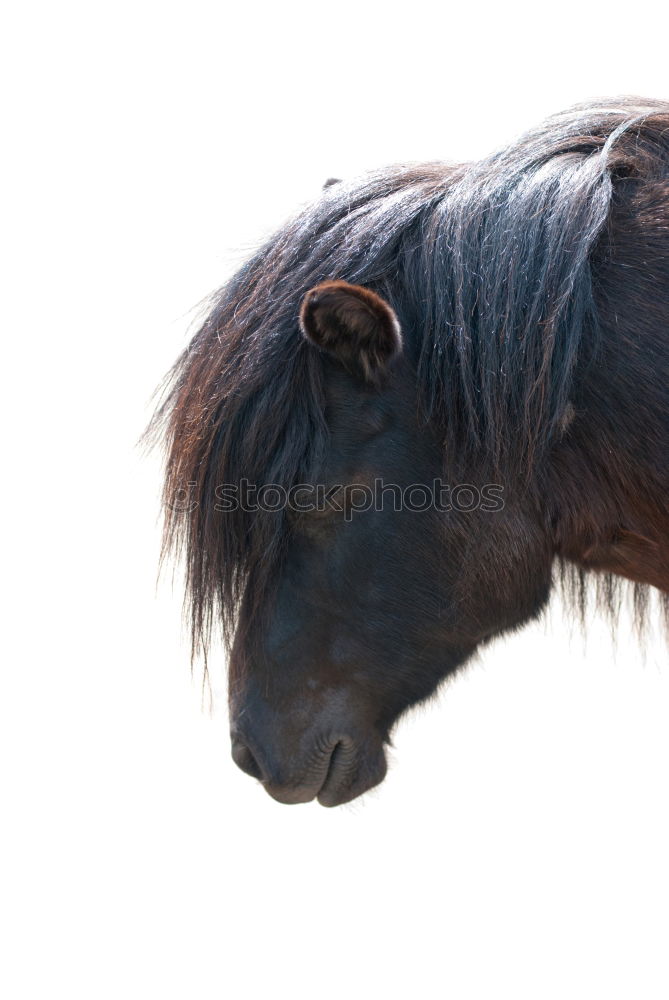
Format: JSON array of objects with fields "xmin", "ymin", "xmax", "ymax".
[{"xmin": 231, "ymin": 738, "xmax": 263, "ymax": 780}]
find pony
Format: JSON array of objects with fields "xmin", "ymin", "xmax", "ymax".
[{"xmin": 149, "ymin": 97, "xmax": 669, "ymax": 806}]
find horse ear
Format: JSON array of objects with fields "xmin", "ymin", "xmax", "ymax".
[{"xmin": 299, "ymin": 281, "xmax": 402, "ymax": 383}]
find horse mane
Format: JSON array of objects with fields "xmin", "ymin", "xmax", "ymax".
[{"xmin": 147, "ymin": 96, "xmax": 669, "ymax": 658}]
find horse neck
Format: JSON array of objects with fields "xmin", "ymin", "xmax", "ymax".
[
  {"xmin": 545, "ymin": 172, "xmax": 669, "ymax": 593},
  {"xmin": 545, "ymin": 321, "xmax": 669, "ymax": 593}
]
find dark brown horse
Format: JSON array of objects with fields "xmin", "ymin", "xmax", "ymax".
[{"xmin": 150, "ymin": 98, "xmax": 669, "ymax": 806}]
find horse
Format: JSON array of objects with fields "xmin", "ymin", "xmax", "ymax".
[{"xmin": 150, "ymin": 97, "xmax": 669, "ymax": 807}]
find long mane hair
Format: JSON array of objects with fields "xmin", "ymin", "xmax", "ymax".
[{"xmin": 147, "ymin": 97, "xmax": 669, "ymax": 658}]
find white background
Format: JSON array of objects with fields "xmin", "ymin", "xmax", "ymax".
[{"xmin": 2, "ymin": 3, "xmax": 668, "ymax": 997}]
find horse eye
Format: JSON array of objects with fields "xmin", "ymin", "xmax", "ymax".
[
  {"xmin": 286, "ymin": 483, "xmax": 367, "ymax": 534},
  {"xmin": 286, "ymin": 504, "xmax": 339, "ymax": 542}
]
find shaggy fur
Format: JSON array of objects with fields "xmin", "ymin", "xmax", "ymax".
[{"xmin": 147, "ymin": 97, "xmax": 669, "ymax": 668}]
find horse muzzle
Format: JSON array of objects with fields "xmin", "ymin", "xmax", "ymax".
[{"xmin": 230, "ymin": 712, "xmax": 388, "ymax": 807}]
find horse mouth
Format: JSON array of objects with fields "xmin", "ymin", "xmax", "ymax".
[
  {"xmin": 255, "ymin": 737, "xmax": 387, "ymax": 807},
  {"xmin": 316, "ymin": 738, "xmax": 388, "ymax": 808}
]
